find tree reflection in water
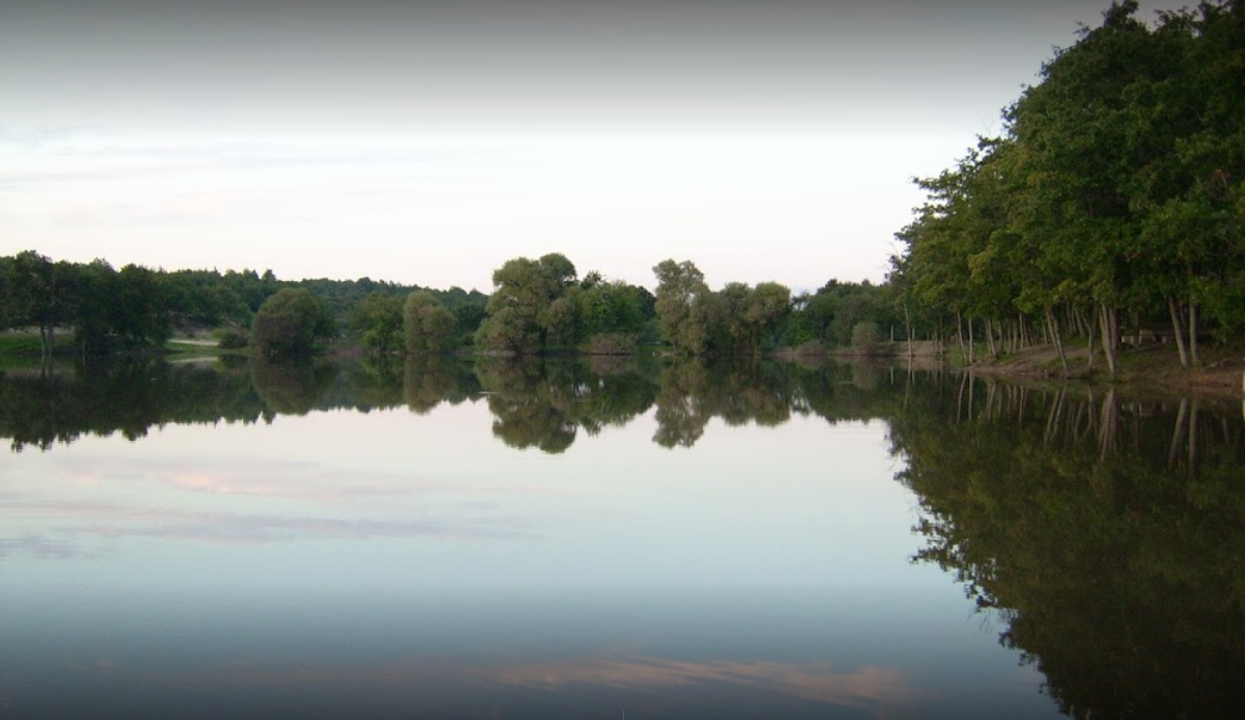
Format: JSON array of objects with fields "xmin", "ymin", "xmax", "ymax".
[
  {"xmin": 892, "ymin": 378, "xmax": 1245, "ymax": 720},
  {"xmin": 2, "ymin": 358, "xmax": 1244, "ymax": 716}
]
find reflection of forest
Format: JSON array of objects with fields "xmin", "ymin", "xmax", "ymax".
[
  {"xmin": 4, "ymin": 359, "xmax": 1245, "ymax": 715},
  {"xmin": 891, "ymin": 377, "xmax": 1245, "ymax": 719},
  {"xmin": 0, "ymin": 355, "xmax": 909, "ymax": 452}
]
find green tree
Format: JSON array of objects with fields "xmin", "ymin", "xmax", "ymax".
[
  {"xmin": 252, "ymin": 288, "xmax": 334, "ymax": 358},
  {"xmin": 475, "ymin": 253, "xmax": 579, "ymax": 355},
  {"xmin": 3, "ymin": 251, "xmax": 69, "ymax": 361},
  {"xmin": 351, "ymin": 291, "xmax": 404, "ymax": 356},
  {"xmin": 652, "ymin": 259, "xmax": 710, "ymax": 355},
  {"xmin": 404, "ymin": 290, "xmax": 457, "ymax": 355},
  {"xmin": 741, "ymin": 281, "xmax": 792, "ymax": 355},
  {"xmin": 71, "ymin": 259, "xmax": 120, "ymax": 358},
  {"xmin": 111, "ymin": 264, "xmax": 173, "ymax": 348}
]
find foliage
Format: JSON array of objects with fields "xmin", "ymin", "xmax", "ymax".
[
  {"xmin": 215, "ymin": 328, "xmax": 250, "ymax": 350},
  {"xmin": 891, "ymin": 0, "xmax": 1245, "ymax": 370},
  {"xmin": 404, "ymin": 291, "xmax": 458, "ymax": 355},
  {"xmin": 850, "ymin": 321, "xmax": 882, "ymax": 354},
  {"xmin": 0, "ymin": 250, "xmax": 489, "ymax": 360},
  {"xmin": 652, "ymin": 259, "xmax": 710, "ymax": 355},
  {"xmin": 251, "ymin": 288, "xmax": 335, "ymax": 359},
  {"xmin": 351, "ymin": 291, "xmax": 404, "ymax": 356},
  {"xmin": 892, "ymin": 379, "xmax": 1245, "ymax": 719},
  {"xmin": 475, "ymin": 254, "xmax": 655, "ymax": 356}
]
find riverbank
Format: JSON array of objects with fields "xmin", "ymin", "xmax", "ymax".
[{"xmin": 959, "ymin": 341, "xmax": 1244, "ymax": 399}]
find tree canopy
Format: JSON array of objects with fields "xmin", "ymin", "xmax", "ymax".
[
  {"xmin": 891, "ymin": 0, "xmax": 1245, "ymax": 373},
  {"xmin": 251, "ymin": 288, "xmax": 335, "ymax": 359}
]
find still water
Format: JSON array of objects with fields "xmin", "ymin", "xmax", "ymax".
[{"xmin": 1, "ymin": 357, "xmax": 1242, "ymax": 719}]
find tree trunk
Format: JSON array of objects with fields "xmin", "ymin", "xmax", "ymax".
[
  {"xmin": 1046, "ymin": 307, "xmax": 1071, "ymax": 377},
  {"xmin": 1099, "ymin": 303, "xmax": 1118, "ymax": 377},
  {"xmin": 1169, "ymin": 297, "xmax": 1190, "ymax": 369},
  {"xmin": 903, "ymin": 304, "xmax": 914, "ymax": 359},
  {"xmin": 985, "ymin": 318, "xmax": 997, "ymax": 358},
  {"xmin": 1189, "ymin": 302, "xmax": 1200, "ymax": 368},
  {"xmin": 1086, "ymin": 307, "xmax": 1097, "ymax": 371},
  {"xmin": 967, "ymin": 316, "xmax": 976, "ymax": 365}
]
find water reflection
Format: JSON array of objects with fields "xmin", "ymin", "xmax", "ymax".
[
  {"xmin": 2, "ymin": 359, "xmax": 1244, "ymax": 718},
  {"xmin": 0, "ymin": 356, "xmax": 902, "ymax": 453},
  {"xmin": 892, "ymin": 378, "xmax": 1245, "ymax": 719}
]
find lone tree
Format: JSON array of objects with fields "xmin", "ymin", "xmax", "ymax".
[{"xmin": 251, "ymin": 288, "xmax": 334, "ymax": 359}]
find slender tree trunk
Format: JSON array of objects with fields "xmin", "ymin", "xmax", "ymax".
[
  {"xmin": 1071, "ymin": 306, "xmax": 1087, "ymax": 338},
  {"xmin": 967, "ymin": 316, "xmax": 976, "ymax": 365},
  {"xmin": 985, "ymin": 318, "xmax": 997, "ymax": 358},
  {"xmin": 1098, "ymin": 304, "xmax": 1118, "ymax": 376},
  {"xmin": 1169, "ymin": 297, "xmax": 1190, "ymax": 369},
  {"xmin": 1046, "ymin": 307, "xmax": 1071, "ymax": 377},
  {"xmin": 903, "ymin": 304, "xmax": 914, "ymax": 359},
  {"xmin": 1085, "ymin": 307, "xmax": 1097, "ymax": 371},
  {"xmin": 1189, "ymin": 302, "xmax": 1200, "ymax": 368}
]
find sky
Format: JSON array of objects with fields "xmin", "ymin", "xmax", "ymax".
[{"xmin": 0, "ymin": 0, "xmax": 1166, "ymax": 293}]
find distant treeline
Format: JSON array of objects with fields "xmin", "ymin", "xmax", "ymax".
[
  {"xmin": 0, "ymin": 250, "xmax": 488, "ymax": 360},
  {"xmin": 891, "ymin": 0, "xmax": 1245, "ymax": 375},
  {"xmin": 464, "ymin": 253, "xmax": 898, "ymax": 358},
  {"xmin": 0, "ymin": 249, "xmax": 898, "ymax": 361}
]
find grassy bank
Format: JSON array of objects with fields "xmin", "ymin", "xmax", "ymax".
[{"xmin": 957, "ymin": 339, "xmax": 1244, "ymax": 399}]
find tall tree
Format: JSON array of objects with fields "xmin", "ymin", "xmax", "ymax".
[
  {"xmin": 476, "ymin": 253, "xmax": 579, "ymax": 355},
  {"xmin": 3, "ymin": 251, "xmax": 68, "ymax": 362},
  {"xmin": 652, "ymin": 259, "xmax": 710, "ymax": 355}
]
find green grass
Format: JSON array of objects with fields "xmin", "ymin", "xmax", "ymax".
[
  {"xmin": 0, "ymin": 332, "xmax": 74, "ymax": 370},
  {"xmin": 0, "ymin": 333, "xmax": 49, "ymax": 357}
]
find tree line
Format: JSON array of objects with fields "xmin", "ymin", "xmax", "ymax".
[
  {"xmin": 0, "ymin": 250, "xmax": 488, "ymax": 360},
  {"xmin": 2, "ymin": 248, "xmax": 900, "ymax": 361},
  {"xmin": 891, "ymin": 0, "xmax": 1245, "ymax": 375},
  {"xmin": 465, "ymin": 252, "xmax": 899, "ymax": 358}
]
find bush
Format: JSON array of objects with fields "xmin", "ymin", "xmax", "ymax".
[
  {"xmin": 851, "ymin": 321, "xmax": 882, "ymax": 355},
  {"xmin": 215, "ymin": 328, "xmax": 249, "ymax": 350}
]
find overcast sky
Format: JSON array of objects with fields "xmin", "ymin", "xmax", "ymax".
[{"xmin": 1, "ymin": 0, "xmax": 1164, "ymax": 293}]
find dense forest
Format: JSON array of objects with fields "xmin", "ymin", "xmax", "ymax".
[
  {"xmin": 3, "ymin": 1, "xmax": 1241, "ymax": 371},
  {"xmin": 892, "ymin": 0, "xmax": 1245, "ymax": 375}
]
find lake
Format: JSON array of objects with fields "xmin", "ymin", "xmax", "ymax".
[{"xmin": 2, "ymin": 356, "xmax": 1243, "ymax": 719}]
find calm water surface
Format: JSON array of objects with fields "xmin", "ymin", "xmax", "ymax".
[{"xmin": 1, "ymin": 358, "xmax": 1242, "ymax": 719}]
